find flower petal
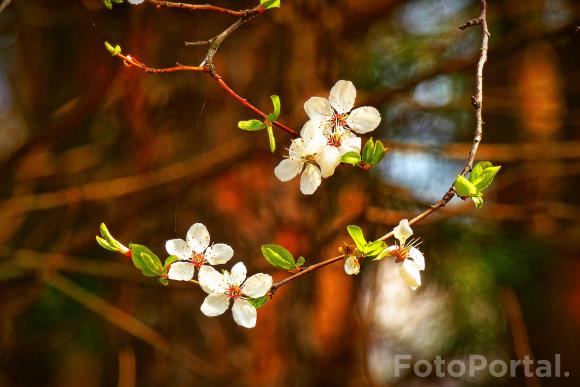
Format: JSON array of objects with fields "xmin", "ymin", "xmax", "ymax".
[
  {"xmin": 315, "ymin": 146, "xmax": 341, "ymax": 178},
  {"xmin": 300, "ymin": 163, "xmax": 322, "ymax": 195},
  {"xmin": 205, "ymin": 243, "xmax": 234, "ymax": 265},
  {"xmin": 230, "ymin": 262, "xmax": 247, "ymax": 286},
  {"xmin": 165, "ymin": 239, "xmax": 192, "ymax": 260},
  {"xmin": 128, "ymin": 0, "xmax": 145, "ymax": 4},
  {"xmin": 232, "ymin": 299, "xmax": 257, "ymax": 328},
  {"xmin": 409, "ymin": 247, "xmax": 425, "ymax": 271},
  {"xmin": 301, "ymin": 120, "xmax": 327, "ymax": 155},
  {"xmin": 400, "ymin": 259, "xmax": 422, "ymax": 290},
  {"xmin": 241, "ymin": 273, "xmax": 273, "ymax": 298},
  {"xmin": 304, "ymin": 97, "xmax": 332, "ymax": 120},
  {"xmin": 274, "ymin": 159, "xmax": 303, "ymax": 182},
  {"xmin": 329, "ymin": 80, "xmax": 356, "ymax": 114},
  {"xmin": 186, "ymin": 223, "xmax": 211, "ymax": 253},
  {"xmin": 344, "ymin": 256, "xmax": 360, "ymax": 275},
  {"xmin": 393, "ymin": 219, "xmax": 413, "ymax": 244},
  {"xmin": 200, "ymin": 294, "xmax": 230, "ymax": 316},
  {"xmin": 198, "ymin": 265, "xmax": 227, "ymax": 294},
  {"xmin": 167, "ymin": 262, "xmax": 195, "ymax": 281},
  {"xmin": 339, "ymin": 132, "xmax": 362, "ymax": 155},
  {"xmin": 346, "ymin": 106, "xmax": 381, "ymax": 134}
]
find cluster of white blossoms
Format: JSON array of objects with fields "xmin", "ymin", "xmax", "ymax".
[
  {"xmin": 165, "ymin": 223, "xmax": 272, "ymax": 328},
  {"xmin": 344, "ymin": 219, "xmax": 426, "ymax": 290},
  {"xmin": 275, "ymin": 80, "xmax": 382, "ymax": 195}
]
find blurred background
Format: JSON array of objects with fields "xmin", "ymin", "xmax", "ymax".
[{"xmin": 0, "ymin": 0, "xmax": 579, "ymax": 386}]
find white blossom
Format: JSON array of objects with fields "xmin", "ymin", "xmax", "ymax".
[
  {"xmin": 301, "ymin": 80, "xmax": 381, "ymax": 177},
  {"xmin": 384, "ymin": 219, "xmax": 425, "ymax": 290},
  {"xmin": 274, "ymin": 138, "xmax": 323, "ymax": 195},
  {"xmin": 128, "ymin": 0, "xmax": 145, "ymax": 5},
  {"xmin": 198, "ymin": 262, "xmax": 273, "ymax": 328},
  {"xmin": 165, "ymin": 223, "xmax": 233, "ymax": 282},
  {"xmin": 344, "ymin": 256, "xmax": 360, "ymax": 275}
]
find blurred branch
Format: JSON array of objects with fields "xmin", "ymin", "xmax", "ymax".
[
  {"xmin": 0, "ymin": 0, "xmax": 11, "ymax": 14},
  {"xmin": 43, "ymin": 271, "xmax": 221, "ymax": 379},
  {"xmin": 271, "ymin": 0, "xmax": 490, "ymax": 292},
  {"xmin": 0, "ymin": 138, "xmax": 251, "ymax": 216}
]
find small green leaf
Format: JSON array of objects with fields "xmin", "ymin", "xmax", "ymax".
[
  {"xmin": 363, "ymin": 240, "xmax": 387, "ymax": 257},
  {"xmin": 260, "ymin": 0, "xmax": 281, "ymax": 9},
  {"xmin": 129, "ymin": 244, "xmax": 163, "ymax": 277},
  {"xmin": 369, "ymin": 140, "xmax": 387, "ymax": 166},
  {"xmin": 104, "ymin": 41, "xmax": 121, "ymax": 56},
  {"xmin": 361, "ymin": 138, "xmax": 374, "ymax": 163},
  {"xmin": 373, "ymin": 247, "xmax": 391, "ymax": 261},
  {"xmin": 296, "ymin": 256, "xmax": 306, "ymax": 267},
  {"xmin": 266, "ymin": 125, "xmax": 276, "ymax": 152},
  {"xmin": 470, "ymin": 161, "xmax": 493, "ymax": 181},
  {"xmin": 346, "ymin": 225, "xmax": 367, "ymax": 251},
  {"xmin": 261, "ymin": 244, "xmax": 296, "ymax": 270},
  {"xmin": 103, "ymin": 0, "xmax": 113, "ymax": 9},
  {"xmin": 266, "ymin": 95, "xmax": 281, "ymax": 122},
  {"xmin": 472, "ymin": 165, "xmax": 501, "ymax": 192},
  {"xmin": 96, "ymin": 236, "xmax": 116, "ymax": 252},
  {"xmin": 159, "ymin": 277, "xmax": 169, "ymax": 286},
  {"xmin": 248, "ymin": 296, "xmax": 269, "ymax": 309},
  {"xmin": 238, "ymin": 119, "xmax": 266, "ymax": 131},
  {"xmin": 454, "ymin": 175, "xmax": 477, "ymax": 197},
  {"xmin": 472, "ymin": 195, "xmax": 484, "ymax": 208},
  {"xmin": 341, "ymin": 151, "xmax": 361, "ymax": 166}
]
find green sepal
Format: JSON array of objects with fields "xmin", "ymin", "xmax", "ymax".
[
  {"xmin": 238, "ymin": 119, "xmax": 267, "ymax": 131},
  {"xmin": 346, "ymin": 225, "xmax": 367, "ymax": 251},
  {"xmin": 363, "ymin": 240, "xmax": 387, "ymax": 257},
  {"xmin": 361, "ymin": 138, "xmax": 374, "ymax": 163},
  {"xmin": 454, "ymin": 175, "xmax": 477, "ymax": 197},
  {"xmin": 261, "ymin": 244, "xmax": 297, "ymax": 270},
  {"xmin": 266, "ymin": 125, "xmax": 276, "ymax": 152},
  {"xmin": 341, "ymin": 151, "xmax": 361, "ymax": 166},
  {"xmin": 128, "ymin": 244, "xmax": 163, "ymax": 277},
  {"xmin": 163, "ymin": 255, "xmax": 179, "ymax": 270},
  {"xmin": 369, "ymin": 140, "xmax": 387, "ymax": 166},
  {"xmin": 159, "ymin": 277, "xmax": 169, "ymax": 286},
  {"xmin": 373, "ymin": 247, "xmax": 392, "ymax": 261},
  {"xmin": 248, "ymin": 296, "xmax": 269, "ymax": 309},
  {"xmin": 266, "ymin": 95, "xmax": 281, "ymax": 122},
  {"xmin": 260, "ymin": 0, "xmax": 281, "ymax": 9}
]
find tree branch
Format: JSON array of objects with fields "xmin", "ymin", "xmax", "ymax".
[
  {"xmin": 146, "ymin": 0, "xmax": 263, "ymax": 17},
  {"xmin": 270, "ymin": 0, "xmax": 490, "ymax": 292}
]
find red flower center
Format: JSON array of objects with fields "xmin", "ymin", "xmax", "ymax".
[
  {"xmin": 226, "ymin": 285, "xmax": 242, "ymax": 299},
  {"xmin": 191, "ymin": 253, "xmax": 206, "ymax": 269},
  {"xmin": 391, "ymin": 247, "xmax": 409, "ymax": 263}
]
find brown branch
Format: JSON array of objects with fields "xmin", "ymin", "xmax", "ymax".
[
  {"xmin": 270, "ymin": 0, "xmax": 490, "ymax": 292},
  {"xmin": 0, "ymin": 0, "xmax": 12, "ymax": 14},
  {"xmin": 118, "ymin": 53, "xmax": 205, "ymax": 73},
  {"xmin": 43, "ymin": 271, "xmax": 221, "ymax": 379},
  {"xmin": 146, "ymin": 0, "xmax": 263, "ymax": 18}
]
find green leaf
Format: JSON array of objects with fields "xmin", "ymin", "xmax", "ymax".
[
  {"xmin": 472, "ymin": 195, "xmax": 484, "ymax": 208},
  {"xmin": 266, "ymin": 95, "xmax": 281, "ymax": 122},
  {"xmin": 266, "ymin": 125, "xmax": 276, "ymax": 152},
  {"xmin": 454, "ymin": 175, "xmax": 477, "ymax": 197},
  {"xmin": 103, "ymin": 0, "xmax": 113, "ymax": 9},
  {"xmin": 341, "ymin": 151, "xmax": 361, "ymax": 166},
  {"xmin": 260, "ymin": 0, "xmax": 281, "ymax": 9},
  {"xmin": 346, "ymin": 225, "xmax": 367, "ymax": 251},
  {"xmin": 261, "ymin": 244, "xmax": 296, "ymax": 270},
  {"xmin": 472, "ymin": 165, "xmax": 501, "ymax": 192},
  {"xmin": 373, "ymin": 247, "xmax": 392, "ymax": 261},
  {"xmin": 361, "ymin": 138, "xmax": 374, "ymax": 163},
  {"xmin": 163, "ymin": 255, "xmax": 179, "ymax": 270},
  {"xmin": 369, "ymin": 140, "xmax": 387, "ymax": 166},
  {"xmin": 470, "ymin": 161, "xmax": 493, "ymax": 181},
  {"xmin": 104, "ymin": 42, "xmax": 121, "ymax": 56},
  {"xmin": 129, "ymin": 244, "xmax": 163, "ymax": 277},
  {"xmin": 248, "ymin": 296, "xmax": 269, "ymax": 309},
  {"xmin": 96, "ymin": 236, "xmax": 116, "ymax": 252},
  {"xmin": 238, "ymin": 119, "xmax": 266, "ymax": 131},
  {"xmin": 296, "ymin": 256, "xmax": 306, "ymax": 267},
  {"xmin": 363, "ymin": 240, "xmax": 387, "ymax": 257}
]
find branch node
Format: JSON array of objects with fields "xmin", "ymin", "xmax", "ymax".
[{"xmin": 459, "ymin": 17, "xmax": 482, "ymax": 30}]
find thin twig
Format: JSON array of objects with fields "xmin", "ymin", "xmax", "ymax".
[
  {"xmin": 146, "ymin": 0, "xmax": 263, "ymax": 18},
  {"xmin": 270, "ymin": 0, "xmax": 490, "ymax": 292},
  {"xmin": 0, "ymin": 0, "xmax": 11, "ymax": 14}
]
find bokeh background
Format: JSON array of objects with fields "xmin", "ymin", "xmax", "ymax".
[{"xmin": 0, "ymin": 0, "xmax": 579, "ymax": 386}]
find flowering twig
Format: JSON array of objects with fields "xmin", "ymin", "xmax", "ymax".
[{"xmin": 270, "ymin": 0, "xmax": 490, "ymax": 292}]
